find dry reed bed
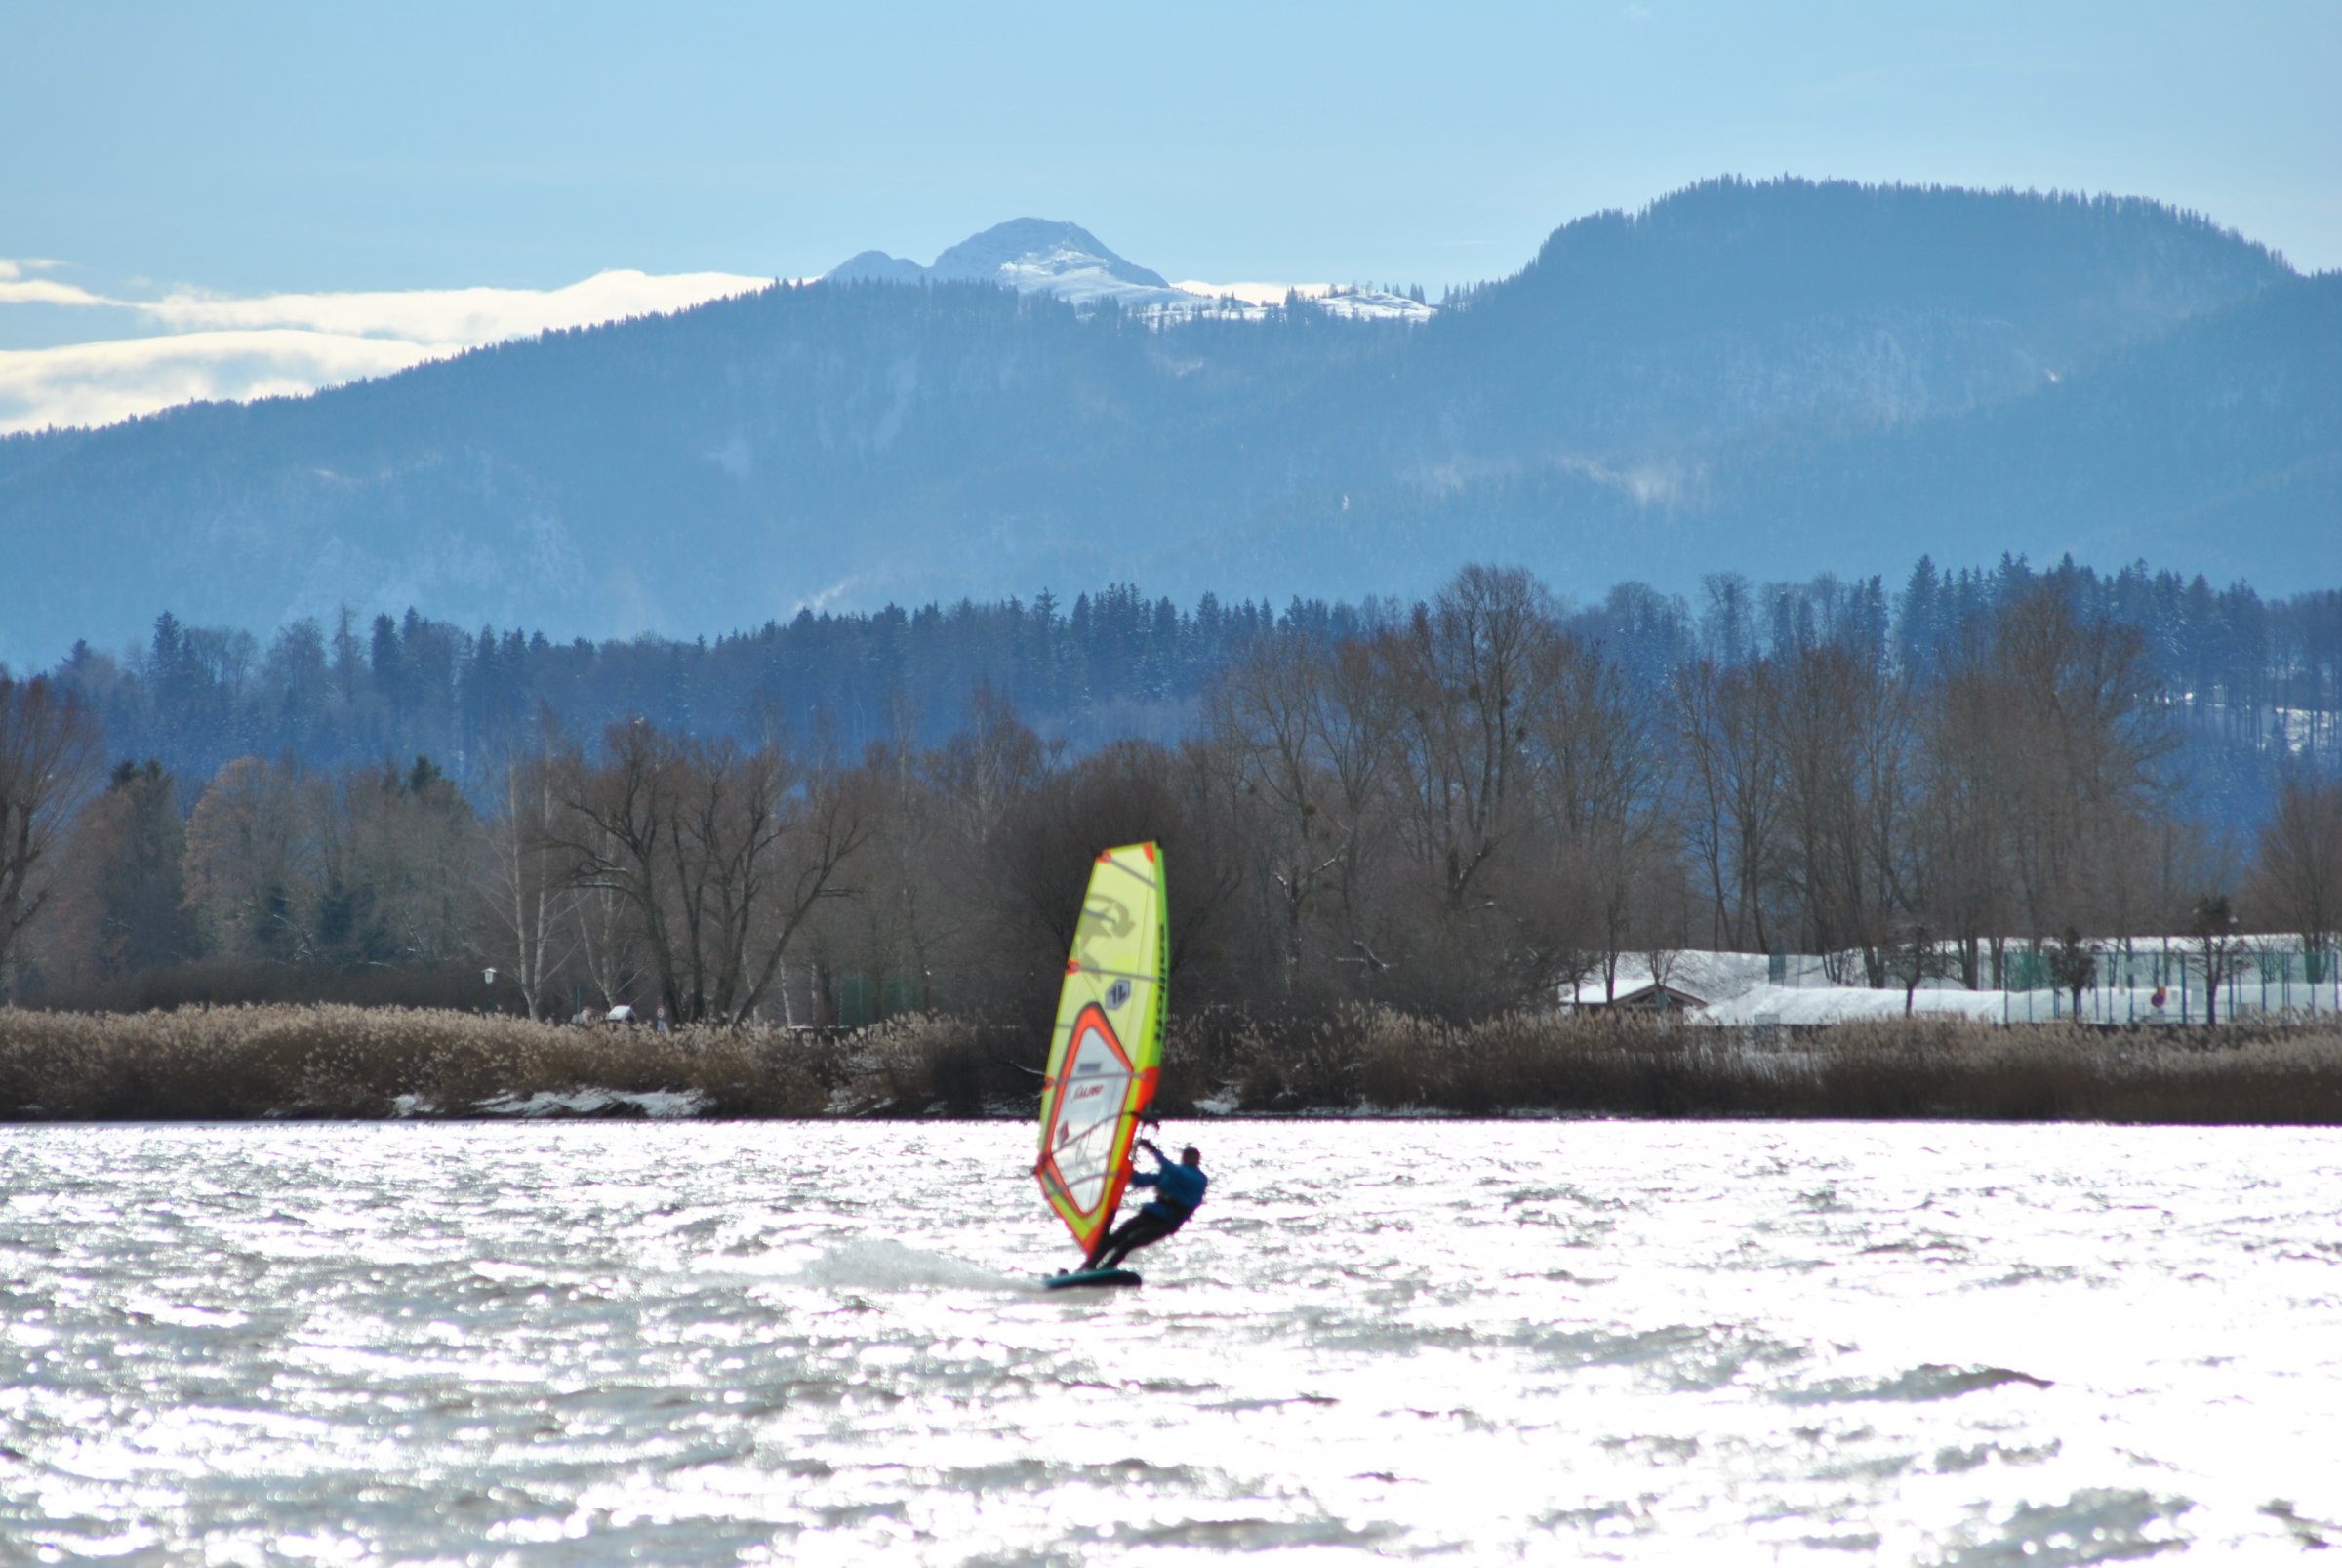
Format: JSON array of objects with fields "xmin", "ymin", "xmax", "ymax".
[
  {"xmin": 5, "ymin": 1004, "xmax": 2342, "ymax": 1123},
  {"xmin": 1200, "ymin": 1006, "xmax": 2342, "ymax": 1124},
  {"xmin": 0, "ymin": 1005, "xmax": 839, "ymax": 1121}
]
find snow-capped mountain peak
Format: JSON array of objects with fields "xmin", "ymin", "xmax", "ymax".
[
  {"xmin": 929, "ymin": 219, "xmax": 1168, "ymax": 289},
  {"xmin": 823, "ymin": 221, "xmax": 1438, "ymax": 320},
  {"xmin": 825, "ymin": 218, "xmax": 1189, "ymax": 307}
]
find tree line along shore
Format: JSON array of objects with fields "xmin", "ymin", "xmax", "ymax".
[
  {"xmin": 2, "ymin": 563, "xmax": 2338, "ymax": 1049},
  {"xmin": 4, "ymin": 1005, "xmax": 2340, "ymax": 1125}
]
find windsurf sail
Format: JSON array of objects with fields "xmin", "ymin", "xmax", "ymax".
[{"xmin": 1035, "ymin": 841, "xmax": 1168, "ymax": 1257}]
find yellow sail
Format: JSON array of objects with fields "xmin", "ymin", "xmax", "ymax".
[{"xmin": 1034, "ymin": 841, "xmax": 1168, "ymax": 1255}]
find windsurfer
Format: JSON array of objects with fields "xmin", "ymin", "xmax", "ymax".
[{"xmin": 1085, "ymin": 1140, "xmax": 1207, "ymax": 1271}]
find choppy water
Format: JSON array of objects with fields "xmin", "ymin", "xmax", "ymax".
[{"xmin": 4, "ymin": 1121, "xmax": 2340, "ymax": 1565}]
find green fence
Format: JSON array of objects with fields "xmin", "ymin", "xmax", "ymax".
[
  {"xmin": 833, "ymin": 973, "xmax": 929, "ymax": 1028},
  {"xmin": 1997, "ymin": 945, "xmax": 2339, "ymax": 1024}
]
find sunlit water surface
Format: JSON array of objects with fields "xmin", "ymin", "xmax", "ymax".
[{"xmin": 3, "ymin": 1122, "xmax": 2340, "ymax": 1565}]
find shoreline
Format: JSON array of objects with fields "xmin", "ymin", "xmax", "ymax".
[
  {"xmin": 8, "ymin": 1003, "xmax": 2342, "ymax": 1127},
  {"xmin": 7, "ymin": 1112, "xmax": 2335, "ymax": 1129}
]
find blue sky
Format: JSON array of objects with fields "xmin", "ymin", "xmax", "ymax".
[{"xmin": 3, "ymin": 0, "xmax": 2334, "ymax": 426}]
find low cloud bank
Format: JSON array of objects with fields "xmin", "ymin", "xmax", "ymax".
[{"xmin": 0, "ymin": 265, "xmax": 772, "ymax": 434}]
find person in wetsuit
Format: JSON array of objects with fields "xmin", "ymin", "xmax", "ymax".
[{"xmin": 1086, "ymin": 1139, "xmax": 1207, "ymax": 1271}]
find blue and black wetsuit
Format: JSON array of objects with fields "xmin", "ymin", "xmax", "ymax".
[{"xmin": 1088, "ymin": 1146, "xmax": 1208, "ymax": 1270}]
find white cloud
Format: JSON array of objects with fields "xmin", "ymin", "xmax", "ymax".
[
  {"xmin": 0, "ymin": 277, "xmax": 113, "ymax": 307},
  {"xmin": 0, "ymin": 331, "xmax": 436, "ymax": 434},
  {"xmin": 132, "ymin": 268, "xmax": 771, "ymax": 344},
  {"xmin": 0, "ymin": 257, "xmax": 109, "ymax": 307},
  {"xmin": 0, "ymin": 267, "xmax": 772, "ymax": 432}
]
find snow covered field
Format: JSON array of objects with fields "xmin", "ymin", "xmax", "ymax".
[{"xmin": 1569, "ymin": 946, "xmax": 2342, "ymax": 1026}]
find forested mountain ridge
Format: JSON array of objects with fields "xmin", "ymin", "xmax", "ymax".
[
  {"xmin": 1, "ymin": 177, "xmax": 2327, "ymax": 669},
  {"xmin": 1424, "ymin": 178, "xmax": 2290, "ymax": 447},
  {"xmin": 1304, "ymin": 269, "xmax": 2342, "ymax": 589}
]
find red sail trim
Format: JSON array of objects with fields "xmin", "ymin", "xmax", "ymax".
[
  {"xmin": 1034, "ymin": 1003, "xmax": 1152, "ymax": 1251},
  {"xmin": 1065, "ymin": 1063, "xmax": 1161, "ymax": 1248}
]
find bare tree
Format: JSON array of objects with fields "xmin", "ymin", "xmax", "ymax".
[
  {"xmin": 1771, "ymin": 646, "xmax": 1915, "ymax": 985},
  {"xmin": 826, "ymin": 690, "xmax": 991, "ymax": 1024},
  {"xmin": 2247, "ymin": 767, "xmax": 2342, "ymax": 979},
  {"xmin": 1524, "ymin": 633, "xmax": 1660, "ymax": 1000},
  {"xmin": 981, "ymin": 739, "xmax": 1251, "ymax": 1013},
  {"xmin": 1359, "ymin": 566, "xmax": 1622, "ymax": 1013},
  {"xmin": 545, "ymin": 722, "xmax": 681, "ymax": 1017},
  {"xmin": 934, "ymin": 683, "xmax": 1053, "ymax": 848},
  {"xmin": 1208, "ymin": 639, "xmax": 1386, "ymax": 993},
  {"xmin": 1921, "ymin": 655, "xmax": 2015, "ymax": 987},
  {"xmin": 1668, "ymin": 659, "xmax": 1736, "ymax": 952},
  {"xmin": 1376, "ymin": 565, "xmax": 1560, "ymax": 912},
  {"xmin": 1633, "ymin": 846, "xmax": 1698, "ymax": 1005},
  {"xmin": 1314, "ymin": 638, "xmax": 1404, "ymax": 983},
  {"xmin": 0, "ymin": 675, "xmax": 102, "ymax": 993},
  {"xmin": 1668, "ymin": 658, "xmax": 1785, "ymax": 953},
  {"xmin": 570, "ymin": 866, "xmax": 644, "ymax": 1014},
  {"xmin": 548, "ymin": 721, "xmax": 873, "ymax": 1025},
  {"xmin": 1974, "ymin": 588, "xmax": 2169, "ymax": 944},
  {"xmin": 477, "ymin": 721, "xmax": 580, "ymax": 1020}
]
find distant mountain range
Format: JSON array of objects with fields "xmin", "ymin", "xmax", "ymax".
[
  {"xmin": 1, "ymin": 177, "xmax": 2333, "ymax": 667},
  {"xmin": 827, "ymin": 216, "xmax": 1434, "ymax": 318}
]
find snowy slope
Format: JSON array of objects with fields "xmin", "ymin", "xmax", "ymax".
[
  {"xmin": 827, "ymin": 221, "xmax": 1438, "ymax": 319},
  {"xmin": 1309, "ymin": 285, "xmax": 1436, "ymax": 323},
  {"xmin": 827, "ymin": 218, "xmax": 1196, "ymax": 308}
]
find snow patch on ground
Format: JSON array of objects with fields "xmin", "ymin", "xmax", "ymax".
[
  {"xmin": 445, "ymin": 1088, "xmax": 708, "ymax": 1119},
  {"xmin": 1310, "ymin": 286, "xmax": 1436, "ymax": 322},
  {"xmin": 1157, "ymin": 281, "xmax": 1436, "ymax": 324},
  {"xmin": 991, "ymin": 248, "xmax": 1193, "ymax": 309},
  {"xmin": 1571, "ymin": 950, "xmax": 2000, "ymax": 1025},
  {"xmin": 1567, "ymin": 945, "xmax": 2340, "ymax": 1025},
  {"xmin": 1702, "ymin": 985, "xmax": 2005, "ymax": 1025}
]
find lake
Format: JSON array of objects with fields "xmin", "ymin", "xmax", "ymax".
[{"xmin": 3, "ymin": 1121, "xmax": 2339, "ymax": 1563}]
